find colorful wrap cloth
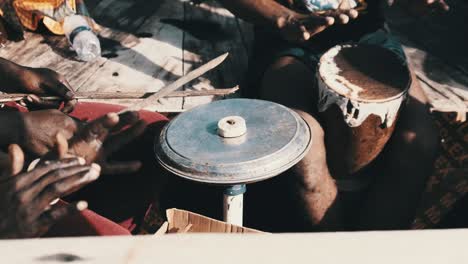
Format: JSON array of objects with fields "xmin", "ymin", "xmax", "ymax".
[{"xmin": 1, "ymin": 0, "xmax": 99, "ymax": 35}]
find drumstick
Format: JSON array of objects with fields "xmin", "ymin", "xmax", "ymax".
[
  {"xmin": 119, "ymin": 52, "xmax": 229, "ymax": 114},
  {"xmin": 0, "ymin": 86, "xmax": 239, "ymax": 103}
]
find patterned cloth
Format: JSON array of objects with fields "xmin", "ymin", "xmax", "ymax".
[
  {"xmin": 12, "ymin": 0, "xmax": 76, "ymax": 34},
  {"xmin": 412, "ymin": 113, "xmax": 468, "ymax": 229}
]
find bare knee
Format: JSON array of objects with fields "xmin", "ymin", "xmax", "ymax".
[
  {"xmin": 398, "ymin": 108, "xmax": 439, "ymax": 159},
  {"xmin": 402, "ymin": 127, "xmax": 438, "ymax": 152},
  {"xmin": 391, "ymin": 86, "xmax": 440, "ymax": 161},
  {"xmin": 400, "ymin": 126, "xmax": 439, "ymax": 163},
  {"xmin": 292, "ymin": 110, "xmax": 329, "ymax": 190},
  {"xmin": 295, "ymin": 109, "xmax": 325, "ymax": 140},
  {"xmin": 397, "ymin": 65, "xmax": 437, "ymax": 154}
]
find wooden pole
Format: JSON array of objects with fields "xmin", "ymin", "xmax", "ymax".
[
  {"xmin": 0, "ymin": 86, "xmax": 239, "ymax": 103},
  {"xmin": 223, "ymin": 184, "xmax": 246, "ymax": 226}
]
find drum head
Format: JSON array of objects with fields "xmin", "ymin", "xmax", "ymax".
[
  {"xmin": 318, "ymin": 44, "xmax": 411, "ymax": 102},
  {"xmin": 155, "ymin": 99, "xmax": 312, "ymax": 185}
]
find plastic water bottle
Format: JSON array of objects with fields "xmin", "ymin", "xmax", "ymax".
[{"xmin": 62, "ymin": 15, "xmax": 101, "ymax": 62}]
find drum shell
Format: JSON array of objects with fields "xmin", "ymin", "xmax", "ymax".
[
  {"xmin": 316, "ymin": 44, "xmax": 411, "ymax": 175},
  {"xmin": 321, "ymin": 103, "xmax": 402, "ymax": 175}
]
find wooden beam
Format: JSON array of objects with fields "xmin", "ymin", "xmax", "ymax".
[
  {"xmin": 78, "ymin": 0, "xmax": 186, "ymax": 112},
  {"xmin": 0, "ymin": 87, "xmax": 239, "ymax": 103},
  {"xmin": 1, "ymin": 230, "xmax": 468, "ymax": 263}
]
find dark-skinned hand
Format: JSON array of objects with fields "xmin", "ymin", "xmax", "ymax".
[
  {"xmin": 276, "ymin": 7, "xmax": 359, "ymax": 43},
  {"xmin": 0, "ymin": 58, "xmax": 77, "ymax": 113},
  {"xmin": 63, "ymin": 111, "xmax": 147, "ymax": 175},
  {"xmin": 0, "ymin": 144, "xmax": 100, "ymax": 239},
  {"xmin": 399, "ymin": 0, "xmax": 450, "ymax": 16},
  {"xmin": 20, "ymin": 109, "xmax": 79, "ymax": 157}
]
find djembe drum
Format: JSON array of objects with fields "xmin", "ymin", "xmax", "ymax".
[
  {"xmin": 317, "ymin": 44, "xmax": 411, "ymax": 176},
  {"xmin": 155, "ymin": 99, "xmax": 312, "ymax": 226}
]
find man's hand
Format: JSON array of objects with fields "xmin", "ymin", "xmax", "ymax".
[
  {"xmin": 21, "ymin": 110, "xmax": 79, "ymax": 156},
  {"xmin": 399, "ymin": 0, "xmax": 450, "ymax": 16},
  {"xmin": 276, "ymin": 9, "xmax": 359, "ymax": 43},
  {"xmin": 0, "ymin": 144, "xmax": 100, "ymax": 239},
  {"xmin": 0, "ymin": 58, "xmax": 76, "ymax": 113},
  {"xmin": 217, "ymin": 0, "xmax": 358, "ymax": 44},
  {"xmin": 66, "ymin": 111, "xmax": 147, "ymax": 175}
]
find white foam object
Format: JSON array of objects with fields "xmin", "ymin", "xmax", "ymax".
[
  {"xmin": 217, "ymin": 116, "xmax": 247, "ymax": 138},
  {"xmin": 296, "ymin": 0, "xmax": 358, "ymax": 11},
  {"xmin": 317, "ymin": 45, "xmax": 406, "ymax": 128}
]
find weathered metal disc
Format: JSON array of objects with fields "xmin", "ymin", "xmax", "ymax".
[{"xmin": 155, "ymin": 99, "xmax": 312, "ymax": 185}]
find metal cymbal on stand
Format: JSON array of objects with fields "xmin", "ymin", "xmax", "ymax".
[{"xmin": 155, "ymin": 99, "xmax": 312, "ymax": 226}]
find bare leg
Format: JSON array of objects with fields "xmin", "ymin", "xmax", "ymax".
[
  {"xmin": 358, "ymin": 68, "xmax": 440, "ymax": 230},
  {"xmin": 258, "ymin": 56, "xmax": 343, "ymax": 230},
  {"xmin": 293, "ymin": 110, "xmax": 343, "ymax": 230}
]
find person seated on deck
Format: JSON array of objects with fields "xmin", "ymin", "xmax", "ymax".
[
  {"xmin": 214, "ymin": 0, "xmax": 449, "ymax": 232},
  {"xmin": 0, "ymin": 58, "xmax": 168, "ymax": 239}
]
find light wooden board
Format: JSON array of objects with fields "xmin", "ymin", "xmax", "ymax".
[
  {"xmin": 78, "ymin": 0, "xmax": 185, "ymax": 112},
  {"xmin": 0, "ymin": 32, "xmax": 107, "ymax": 90},
  {"xmin": 384, "ymin": 2, "xmax": 468, "ymax": 118},
  {"xmin": 385, "ymin": 1, "xmax": 468, "ymax": 74},
  {"xmin": 0, "ymin": 0, "xmax": 251, "ymax": 112},
  {"xmin": 401, "ymin": 40, "xmax": 468, "ymax": 121},
  {"xmin": 1, "ymin": 230, "xmax": 468, "ymax": 263}
]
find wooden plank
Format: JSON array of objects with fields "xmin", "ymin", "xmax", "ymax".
[
  {"xmin": 394, "ymin": 34, "xmax": 468, "ymax": 118},
  {"xmin": 383, "ymin": 3, "xmax": 468, "ymax": 116},
  {"xmin": 0, "ymin": 0, "xmax": 250, "ymax": 111},
  {"xmin": 0, "ymin": 32, "xmax": 106, "ymax": 90},
  {"xmin": 384, "ymin": 1, "xmax": 468, "ymax": 74},
  {"xmin": 1, "ymin": 230, "xmax": 468, "ymax": 263},
  {"xmin": 181, "ymin": 0, "xmax": 247, "ymax": 110},
  {"xmin": 402, "ymin": 44, "xmax": 468, "ymax": 98},
  {"xmin": 79, "ymin": 0, "xmax": 185, "ymax": 112},
  {"xmin": 0, "ymin": 87, "xmax": 239, "ymax": 103}
]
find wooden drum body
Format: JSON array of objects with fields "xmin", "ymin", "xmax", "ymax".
[{"xmin": 317, "ymin": 44, "xmax": 411, "ymax": 174}]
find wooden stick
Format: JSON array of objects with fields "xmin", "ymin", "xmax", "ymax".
[
  {"xmin": 153, "ymin": 222, "xmax": 169, "ymax": 236},
  {"xmin": 182, "ymin": 224, "xmax": 193, "ymax": 233},
  {"xmin": 122, "ymin": 53, "xmax": 229, "ymax": 113},
  {"xmin": 0, "ymin": 86, "xmax": 239, "ymax": 103}
]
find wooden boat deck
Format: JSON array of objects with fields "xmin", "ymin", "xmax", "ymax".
[
  {"xmin": 0, "ymin": 0, "xmax": 252, "ymax": 112},
  {"xmin": 385, "ymin": 0, "xmax": 468, "ymax": 121},
  {"xmin": 0, "ymin": 0, "xmax": 465, "ymax": 229},
  {"xmin": 0, "ymin": 0, "xmax": 466, "ymax": 118}
]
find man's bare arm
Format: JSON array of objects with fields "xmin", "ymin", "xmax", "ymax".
[
  {"xmin": 391, "ymin": 0, "xmax": 450, "ymax": 16},
  {"xmin": 216, "ymin": 0, "xmax": 296, "ymax": 27},
  {"xmin": 217, "ymin": 0, "xmax": 358, "ymax": 43},
  {"xmin": 0, "ymin": 58, "xmax": 76, "ymax": 113}
]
